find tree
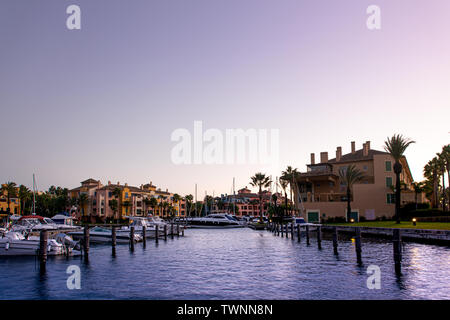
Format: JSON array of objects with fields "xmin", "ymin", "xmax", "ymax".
[
  {"xmin": 279, "ymin": 178, "xmax": 289, "ymax": 220},
  {"xmin": 173, "ymin": 194, "xmax": 181, "ymax": 216},
  {"xmin": 122, "ymin": 200, "xmax": 132, "ymax": 218},
  {"xmin": 109, "ymin": 199, "xmax": 118, "ymax": 221},
  {"xmin": 112, "ymin": 187, "xmax": 122, "ymax": 220},
  {"xmin": 384, "ymin": 134, "xmax": 415, "ymax": 223},
  {"xmin": 2, "ymin": 182, "xmax": 17, "ymax": 215},
  {"xmin": 424, "ymin": 157, "xmax": 440, "ymax": 209},
  {"xmin": 441, "ymin": 144, "xmax": 450, "ymax": 207},
  {"xmin": 148, "ymin": 197, "xmax": 158, "ymax": 216},
  {"xmin": 281, "ymin": 166, "xmax": 299, "ymax": 215},
  {"xmin": 411, "ymin": 181, "xmax": 424, "ymax": 210},
  {"xmin": 437, "ymin": 151, "xmax": 448, "ymax": 211},
  {"xmin": 78, "ymin": 193, "xmax": 89, "ymax": 218},
  {"xmin": 185, "ymin": 194, "xmax": 194, "ymax": 217},
  {"xmin": 18, "ymin": 185, "xmax": 31, "ymax": 215},
  {"xmin": 338, "ymin": 165, "xmax": 365, "ymax": 222},
  {"xmin": 250, "ymin": 173, "xmax": 272, "ymax": 222}
]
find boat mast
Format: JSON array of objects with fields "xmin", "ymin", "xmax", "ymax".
[
  {"xmin": 195, "ymin": 183, "xmax": 197, "ymax": 217},
  {"xmin": 32, "ymin": 173, "xmax": 36, "ymax": 215},
  {"xmin": 233, "ymin": 177, "xmax": 235, "ymax": 216}
]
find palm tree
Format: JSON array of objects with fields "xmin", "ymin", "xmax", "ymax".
[
  {"xmin": 281, "ymin": 166, "xmax": 299, "ymax": 215},
  {"xmin": 148, "ymin": 197, "xmax": 158, "ymax": 216},
  {"xmin": 338, "ymin": 165, "xmax": 365, "ymax": 222},
  {"xmin": 441, "ymin": 145, "xmax": 450, "ymax": 210},
  {"xmin": 279, "ymin": 178, "xmax": 289, "ymax": 220},
  {"xmin": 122, "ymin": 200, "xmax": 132, "ymax": 217},
  {"xmin": 78, "ymin": 193, "xmax": 89, "ymax": 218},
  {"xmin": 173, "ymin": 193, "xmax": 181, "ymax": 216},
  {"xmin": 411, "ymin": 181, "xmax": 424, "ymax": 210},
  {"xmin": 18, "ymin": 185, "xmax": 31, "ymax": 215},
  {"xmin": 185, "ymin": 194, "xmax": 194, "ymax": 217},
  {"xmin": 112, "ymin": 187, "xmax": 122, "ymax": 220},
  {"xmin": 384, "ymin": 134, "xmax": 415, "ymax": 223},
  {"xmin": 437, "ymin": 150, "xmax": 448, "ymax": 211},
  {"xmin": 424, "ymin": 157, "xmax": 440, "ymax": 209},
  {"xmin": 109, "ymin": 199, "xmax": 118, "ymax": 221},
  {"xmin": 2, "ymin": 182, "xmax": 18, "ymax": 215},
  {"xmin": 250, "ymin": 173, "xmax": 272, "ymax": 222}
]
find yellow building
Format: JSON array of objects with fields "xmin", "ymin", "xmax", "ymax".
[{"xmin": 0, "ymin": 185, "xmax": 21, "ymax": 217}]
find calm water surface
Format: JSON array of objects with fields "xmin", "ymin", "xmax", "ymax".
[{"xmin": 0, "ymin": 228, "xmax": 449, "ymax": 299}]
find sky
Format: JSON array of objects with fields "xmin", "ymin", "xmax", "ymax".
[{"xmin": 0, "ymin": 0, "xmax": 449, "ymax": 196}]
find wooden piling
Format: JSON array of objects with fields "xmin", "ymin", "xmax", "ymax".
[
  {"xmin": 297, "ymin": 224, "xmax": 301, "ymax": 243},
  {"xmin": 177, "ymin": 223, "xmax": 180, "ymax": 237},
  {"xmin": 130, "ymin": 226, "xmax": 135, "ymax": 251},
  {"xmin": 291, "ymin": 223, "xmax": 294, "ymax": 239},
  {"xmin": 171, "ymin": 223, "xmax": 174, "ymax": 239},
  {"xmin": 305, "ymin": 225, "xmax": 310, "ymax": 245},
  {"xmin": 164, "ymin": 224, "xmax": 168, "ymax": 241},
  {"xmin": 332, "ymin": 227, "xmax": 338, "ymax": 254},
  {"xmin": 142, "ymin": 226, "xmax": 146, "ymax": 246},
  {"xmin": 182, "ymin": 225, "xmax": 185, "ymax": 237},
  {"xmin": 39, "ymin": 230, "xmax": 48, "ymax": 270},
  {"xmin": 111, "ymin": 226, "xmax": 117, "ymax": 247},
  {"xmin": 355, "ymin": 227, "xmax": 362, "ymax": 262},
  {"xmin": 281, "ymin": 223, "xmax": 284, "ymax": 237},
  {"xmin": 155, "ymin": 225, "xmax": 159, "ymax": 244},
  {"xmin": 393, "ymin": 229, "xmax": 402, "ymax": 273},
  {"xmin": 317, "ymin": 226, "xmax": 322, "ymax": 249},
  {"xmin": 83, "ymin": 226, "xmax": 90, "ymax": 257},
  {"xmin": 285, "ymin": 224, "xmax": 288, "ymax": 238}
]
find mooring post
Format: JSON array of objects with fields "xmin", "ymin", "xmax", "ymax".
[
  {"xmin": 164, "ymin": 224, "xmax": 168, "ymax": 241},
  {"xmin": 111, "ymin": 226, "xmax": 117, "ymax": 247},
  {"xmin": 285, "ymin": 224, "xmax": 288, "ymax": 238},
  {"xmin": 280, "ymin": 223, "xmax": 284, "ymax": 237},
  {"xmin": 393, "ymin": 229, "xmax": 402, "ymax": 273},
  {"xmin": 129, "ymin": 226, "xmax": 135, "ymax": 251},
  {"xmin": 155, "ymin": 224, "xmax": 159, "ymax": 244},
  {"xmin": 83, "ymin": 226, "xmax": 90, "ymax": 258},
  {"xmin": 171, "ymin": 223, "xmax": 174, "ymax": 239},
  {"xmin": 291, "ymin": 223, "xmax": 294, "ymax": 239},
  {"xmin": 177, "ymin": 223, "xmax": 180, "ymax": 237},
  {"xmin": 317, "ymin": 226, "xmax": 322, "ymax": 249},
  {"xmin": 39, "ymin": 230, "xmax": 48, "ymax": 271},
  {"xmin": 142, "ymin": 226, "xmax": 146, "ymax": 247},
  {"xmin": 297, "ymin": 224, "xmax": 301, "ymax": 243},
  {"xmin": 182, "ymin": 225, "xmax": 185, "ymax": 237},
  {"xmin": 306, "ymin": 225, "xmax": 310, "ymax": 245},
  {"xmin": 355, "ymin": 227, "xmax": 362, "ymax": 262},
  {"xmin": 332, "ymin": 227, "xmax": 338, "ymax": 254}
]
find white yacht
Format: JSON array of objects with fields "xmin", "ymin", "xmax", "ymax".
[
  {"xmin": 69, "ymin": 226, "xmax": 143, "ymax": 244},
  {"xmin": 119, "ymin": 217, "xmax": 161, "ymax": 238},
  {"xmin": 0, "ymin": 231, "xmax": 79, "ymax": 256},
  {"xmin": 10, "ymin": 215, "xmax": 58, "ymax": 232},
  {"xmin": 187, "ymin": 214, "xmax": 245, "ymax": 228}
]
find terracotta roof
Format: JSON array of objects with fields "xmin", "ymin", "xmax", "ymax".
[
  {"xmin": 327, "ymin": 148, "xmax": 389, "ymax": 164},
  {"xmin": 81, "ymin": 178, "xmax": 100, "ymax": 184}
]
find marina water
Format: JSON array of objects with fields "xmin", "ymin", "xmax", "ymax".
[{"xmin": 0, "ymin": 228, "xmax": 449, "ymax": 300}]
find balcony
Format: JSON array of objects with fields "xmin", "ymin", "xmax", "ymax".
[{"xmin": 300, "ymin": 192, "xmax": 351, "ymax": 203}]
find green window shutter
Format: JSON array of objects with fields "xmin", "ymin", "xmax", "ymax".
[
  {"xmin": 385, "ymin": 161, "xmax": 392, "ymax": 172},
  {"xmin": 386, "ymin": 177, "xmax": 393, "ymax": 187}
]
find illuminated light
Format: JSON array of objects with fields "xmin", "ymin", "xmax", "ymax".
[
  {"xmin": 350, "ymin": 218, "xmax": 355, "ymax": 223},
  {"xmin": 412, "ymin": 218, "xmax": 417, "ymax": 226}
]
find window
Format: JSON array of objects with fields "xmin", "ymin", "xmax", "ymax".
[
  {"xmin": 363, "ymin": 165, "xmax": 368, "ymax": 171},
  {"xmin": 387, "ymin": 194, "xmax": 395, "ymax": 204},
  {"xmin": 386, "ymin": 177, "xmax": 393, "ymax": 187},
  {"xmin": 108, "ymin": 192, "xmax": 112, "ymax": 197},
  {"xmin": 125, "ymin": 193, "xmax": 129, "ymax": 199},
  {"xmin": 385, "ymin": 161, "xmax": 392, "ymax": 172}
]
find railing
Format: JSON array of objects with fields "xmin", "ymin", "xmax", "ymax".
[{"xmin": 301, "ymin": 193, "xmax": 351, "ymax": 202}]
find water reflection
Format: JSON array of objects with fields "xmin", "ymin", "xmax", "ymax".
[{"xmin": 0, "ymin": 229, "xmax": 449, "ymax": 300}]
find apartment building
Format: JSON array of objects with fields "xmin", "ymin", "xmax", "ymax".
[{"xmin": 294, "ymin": 141, "xmax": 426, "ymax": 223}]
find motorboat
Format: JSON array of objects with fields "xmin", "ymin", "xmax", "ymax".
[
  {"xmin": 10, "ymin": 215, "xmax": 58, "ymax": 233},
  {"xmin": 119, "ymin": 217, "xmax": 160, "ymax": 238},
  {"xmin": 0, "ymin": 231, "xmax": 80, "ymax": 256},
  {"xmin": 69, "ymin": 226, "xmax": 143, "ymax": 244},
  {"xmin": 187, "ymin": 214, "xmax": 245, "ymax": 228}
]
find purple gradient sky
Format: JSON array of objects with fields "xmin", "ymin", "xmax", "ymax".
[{"xmin": 1, "ymin": 0, "xmax": 449, "ymax": 196}]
